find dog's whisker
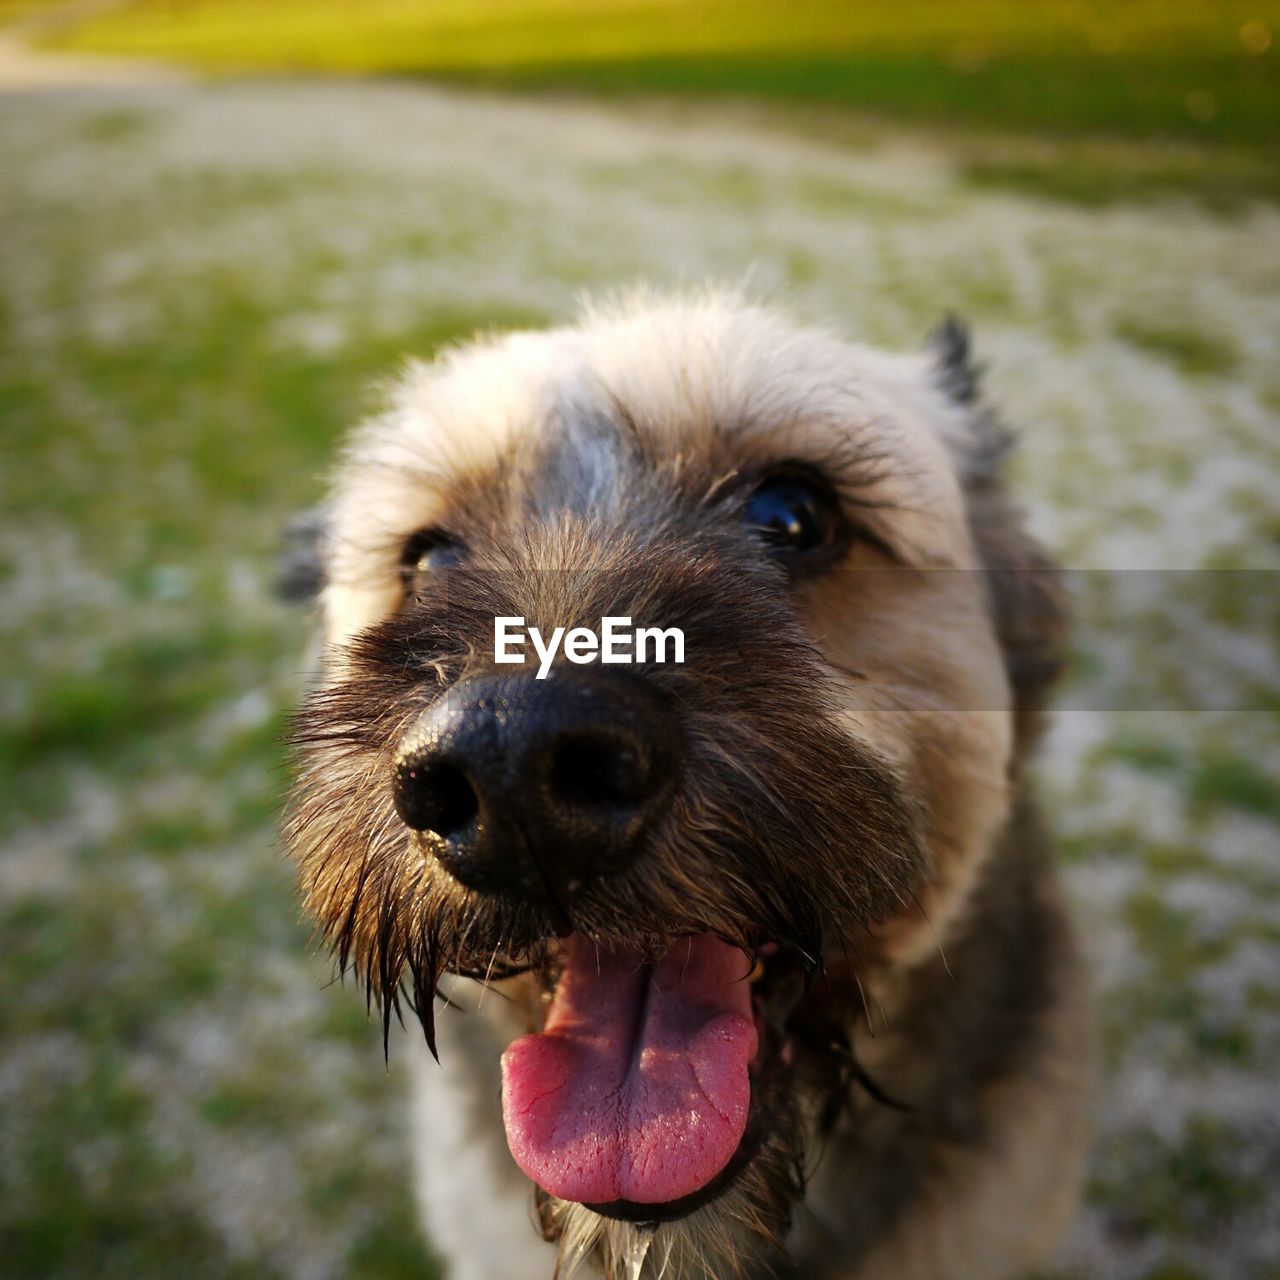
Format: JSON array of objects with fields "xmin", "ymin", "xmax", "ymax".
[
  {"xmin": 476, "ymin": 944, "xmax": 503, "ymax": 1010},
  {"xmin": 906, "ymin": 888, "xmax": 953, "ymax": 979},
  {"xmin": 852, "ymin": 969, "xmax": 876, "ymax": 1039}
]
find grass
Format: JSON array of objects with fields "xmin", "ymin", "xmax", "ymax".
[
  {"xmin": 1190, "ymin": 755, "xmax": 1280, "ymax": 819},
  {"xmin": 0, "ymin": 243, "xmax": 497, "ymax": 1276},
  {"xmin": 1113, "ymin": 316, "xmax": 1239, "ymax": 377},
  {"xmin": 1, "ymin": 53, "xmax": 1278, "ymax": 1280},
  {"xmin": 1102, "ymin": 735, "xmax": 1183, "ymax": 774},
  {"xmin": 963, "ymin": 138, "xmax": 1280, "ymax": 209},
  {"xmin": 1089, "ymin": 1116, "xmax": 1270, "ymax": 1243},
  {"xmin": 40, "ymin": 0, "xmax": 1280, "ymax": 151}
]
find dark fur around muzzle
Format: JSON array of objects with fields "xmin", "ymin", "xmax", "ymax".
[{"xmin": 285, "ymin": 509, "xmax": 926, "ymax": 1054}]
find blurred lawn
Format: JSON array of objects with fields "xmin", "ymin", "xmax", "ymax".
[
  {"xmin": 1, "ymin": 8, "xmax": 1278, "ymax": 1280},
  {"xmin": 0, "ymin": 265, "xmax": 479, "ymax": 1280},
  {"xmin": 43, "ymin": 0, "xmax": 1280, "ymax": 148}
]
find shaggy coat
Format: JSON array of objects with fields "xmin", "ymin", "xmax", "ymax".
[{"xmin": 285, "ymin": 294, "xmax": 1094, "ymax": 1280}]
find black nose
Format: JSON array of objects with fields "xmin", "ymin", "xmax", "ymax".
[{"xmin": 392, "ymin": 670, "xmax": 678, "ymax": 902}]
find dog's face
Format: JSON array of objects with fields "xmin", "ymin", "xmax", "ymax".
[{"xmin": 286, "ymin": 296, "xmax": 1063, "ymax": 1277}]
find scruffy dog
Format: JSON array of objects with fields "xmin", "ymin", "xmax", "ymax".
[{"xmin": 284, "ymin": 294, "xmax": 1094, "ymax": 1280}]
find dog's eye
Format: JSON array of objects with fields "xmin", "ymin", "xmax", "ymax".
[
  {"xmin": 742, "ymin": 474, "xmax": 842, "ymax": 558},
  {"xmin": 399, "ymin": 528, "xmax": 461, "ymax": 589}
]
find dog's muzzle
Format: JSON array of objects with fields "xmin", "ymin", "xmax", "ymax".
[{"xmin": 391, "ymin": 669, "xmax": 679, "ymax": 903}]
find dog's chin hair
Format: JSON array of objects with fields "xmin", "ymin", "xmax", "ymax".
[
  {"xmin": 537, "ymin": 1122, "xmax": 805, "ymax": 1280},
  {"xmin": 548, "ymin": 1207, "xmax": 732, "ymax": 1280}
]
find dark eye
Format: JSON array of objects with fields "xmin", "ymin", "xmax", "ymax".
[
  {"xmin": 742, "ymin": 473, "xmax": 843, "ymax": 558},
  {"xmin": 399, "ymin": 528, "xmax": 461, "ymax": 590}
]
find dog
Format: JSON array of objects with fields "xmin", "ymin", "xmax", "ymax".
[{"xmin": 283, "ymin": 292, "xmax": 1094, "ymax": 1280}]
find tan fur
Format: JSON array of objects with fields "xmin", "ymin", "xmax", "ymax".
[
  {"xmin": 822, "ymin": 878, "xmax": 1096, "ymax": 1280},
  {"xmin": 290, "ymin": 290, "xmax": 1094, "ymax": 1280}
]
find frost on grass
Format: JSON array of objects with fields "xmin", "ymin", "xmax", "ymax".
[{"xmin": 0, "ymin": 77, "xmax": 1277, "ymax": 1280}]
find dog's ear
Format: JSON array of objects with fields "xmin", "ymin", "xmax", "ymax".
[
  {"xmin": 930, "ymin": 313, "xmax": 981, "ymax": 406},
  {"xmin": 275, "ymin": 504, "xmax": 329, "ymax": 604},
  {"xmin": 928, "ymin": 314, "xmax": 1014, "ymax": 476},
  {"xmin": 967, "ymin": 485, "xmax": 1069, "ymax": 753},
  {"xmin": 929, "ymin": 317, "xmax": 1069, "ymax": 753}
]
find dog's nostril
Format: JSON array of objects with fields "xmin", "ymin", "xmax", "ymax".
[
  {"xmin": 396, "ymin": 759, "xmax": 479, "ymax": 837},
  {"xmin": 550, "ymin": 736, "xmax": 650, "ymax": 810},
  {"xmin": 391, "ymin": 672, "xmax": 679, "ymax": 899}
]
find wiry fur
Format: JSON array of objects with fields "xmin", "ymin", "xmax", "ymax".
[{"xmin": 283, "ymin": 291, "xmax": 1094, "ymax": 1280}]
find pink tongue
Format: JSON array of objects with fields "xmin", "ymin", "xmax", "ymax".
[{"xmin": 501, "ymin": 934, "xmax": 757, "ymax": 1205}]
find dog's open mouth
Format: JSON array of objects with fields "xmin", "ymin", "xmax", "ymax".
[{"xmin": 499, "ymin": 932, "xmax": 800, "ymax": 1218}]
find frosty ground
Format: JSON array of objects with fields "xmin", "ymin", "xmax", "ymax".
[{"xmin": 1, "ymin": 69, "xmax": 1278, "ymax": 1280}]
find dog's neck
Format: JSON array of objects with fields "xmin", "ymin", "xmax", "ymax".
[{"xmin": 790, "ymin": 794, "xmax": 1083, "ymax": 1276}]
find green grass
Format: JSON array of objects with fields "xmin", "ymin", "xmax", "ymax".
[
  {"xmin": 0, "ymin": 0, "xmax": 56, "ymax": 22},
  {"xmin": 1190, "ymin": 755, "xmax": 1280, "ymax": 819},
  {"xmin": 2, "ymin": 1060, "xmax": 272, "ymax": 1280},
  {"xmin": 1103, "ymin": 735, "xmax": 1184, "ymax": 774},
  {"xmin": 0, "ymin": 229, "xmax": 499, "ymax": 1275},
  {"xmin": 44, "ymin": 0, "xmax": 1280, "ymax": 149},
  {"xmin": 963, "ymin": 139, "xmax": 1280, "ymax": 209},
  {"xmin": 1089, "ymin": 1116, "xmax": 1270, "ymax": 1243},
  {"xmin": 1113, "ymin": 316, "xmax": 1239, "ymax": 377},
  {"xmin": 1124, "ymin": 892, "xmax": 1233, "ymax": 987},
  {"xmin": 1, "ymin": 60, "xmax": 1277, "ymax": 1280}
]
